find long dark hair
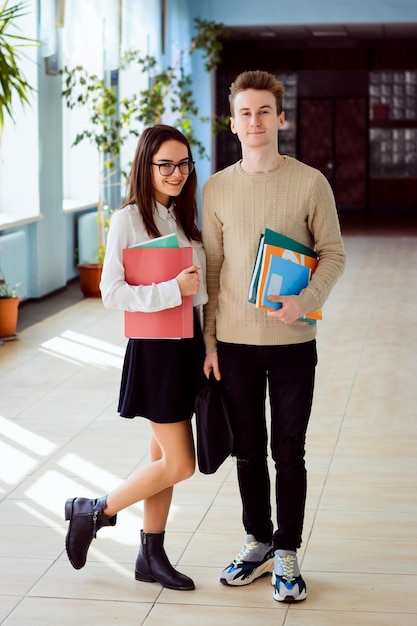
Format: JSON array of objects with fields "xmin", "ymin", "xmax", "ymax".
[{"xmin": 122, "ymin": 124, "xmax": 202, "ymax": 242}]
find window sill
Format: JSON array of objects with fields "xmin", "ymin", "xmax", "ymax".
[
  {"xmin": 0, "ymin": 213, "xmax": 43, "ymax": 232},
  {"xmin": 0, "ymin": 199, "xmax": 98, "ymax": 231},
  {"xmin": 63, "ymin": 199, "xmax": 97, "ymax": 214}
]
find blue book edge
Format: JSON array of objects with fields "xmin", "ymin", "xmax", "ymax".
[{"xmin": 248, "ymin": 234, "xmax": 265, "ymax": 303}]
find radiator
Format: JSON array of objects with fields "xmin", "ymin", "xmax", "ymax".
[
  {"xmin": 0, "ymin": 231, "xmax": 28, "ymax": 299},
  {"xmin": 78, "ymin": 212, "xmax": 99, "ymax": 264}
]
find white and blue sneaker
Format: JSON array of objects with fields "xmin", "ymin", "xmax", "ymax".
[
  {"xmin": 272, "ymin": 550, "xmax": 307, "ymax": 602},
  {"xmin": 220, "ymin": 534, "xmax": 274, "ymax": 586}
]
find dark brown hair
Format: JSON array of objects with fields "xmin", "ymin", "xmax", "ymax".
[
  {"xmin": 229, "ymin": 70, "xmax": 285, "ymax": 117},
  {"xmin": 122, "ymin": 124, "xmax": 201, "ymax": 242}
]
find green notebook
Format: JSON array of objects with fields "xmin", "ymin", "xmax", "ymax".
[{"xmin": 132, "ymin": 233, "xmax": 179, "ymax": 248}]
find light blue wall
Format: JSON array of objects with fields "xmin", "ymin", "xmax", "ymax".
[{"xmin": 188, "ymin": 0, "xmax": 417, "ymax": 25}]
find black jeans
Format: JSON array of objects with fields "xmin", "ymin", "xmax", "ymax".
[{"xmin": 217, "ymin": 340, "xmax": 317, "ymax": 551}]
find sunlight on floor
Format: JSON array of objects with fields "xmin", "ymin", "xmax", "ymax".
[
  {"xmin": 40, "ymin": 330, "xmax": 125, "ymax": 369},
  {"xmin": 0, "ymin": 415, "xmax": 57, "ymax": 483},
  {"xmin": 0, "ymin": 415, "xmax": 56, "ymax": 456}
]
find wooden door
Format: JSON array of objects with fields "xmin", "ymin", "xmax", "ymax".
[{"xmin": 298, "ymin": 98, "xmax": 367, "ymax": 211}]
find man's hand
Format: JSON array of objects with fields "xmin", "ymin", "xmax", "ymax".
[
  {"xmin": 204, "ymin": 352, "xmax": 221, "ymax": 380},
  {"xmin": 266, "ymin": 295, "xmax": 301, "ymax": 324}
]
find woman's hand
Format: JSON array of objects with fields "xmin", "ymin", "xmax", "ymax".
[{"xmin": 176, "ymin": 265, "xmax": 201, "ymax": 296}]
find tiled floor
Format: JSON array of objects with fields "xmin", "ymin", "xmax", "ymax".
[{"xmin": 1, "ymin": 221, "xmax": 417, "ymax": 625}]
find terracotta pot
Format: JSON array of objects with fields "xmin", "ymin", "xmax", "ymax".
[
  {"xmin": 0, "ymin": 297, "xmax": 20, "ymax": 338},
  {"xmin": 78, "ymin": 263, "xmax": 102, "ymax": 298}
]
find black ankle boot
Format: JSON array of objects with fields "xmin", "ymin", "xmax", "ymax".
[
  {"xmin": 135, "ymin": 530, "xmax": 195, "ymax": 591},
  {"xmin": 65, "ymin": 496, "xmax": 117, "ymax": 569}
]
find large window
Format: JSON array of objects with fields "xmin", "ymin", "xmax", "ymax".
[
  {"xmin": 0, "ymin": 0, "xmax": 39, "ymax": 225},
  {"xmin": 61, "ymin": 0, "xmax": 113, "ymax": 210},
  {"xmin": 62, "ymin": 0, "xmax": 162, "ymax": 212},
  {"xmin": 369, "ymin": 71, "xmax": 417, "ymax": 179}
]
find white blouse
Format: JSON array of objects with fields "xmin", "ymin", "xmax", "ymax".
[{"xmin": 100, "ymin": 202, "xmax": 208, "ymax": 314}]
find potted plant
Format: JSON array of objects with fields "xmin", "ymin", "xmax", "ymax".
[
  {"xmin": 62, "ymin": 65, "xmax": 135, "ymax": 296},
  {"xmin": 0, "ymin": 270, "xmax": 21, "ymax": 339},
  {"xmin": 62, "ymin": 18, "xmax": 229, "ymax": 297}
]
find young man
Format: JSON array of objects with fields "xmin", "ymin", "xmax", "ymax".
[{"xmin": 202, "ymin": 70, "xmax": 346, "ymax": 603}]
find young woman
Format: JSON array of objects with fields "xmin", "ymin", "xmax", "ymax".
[{"xmin": 64, "ymin": 125, "xmax": 207, "ymax": 591}]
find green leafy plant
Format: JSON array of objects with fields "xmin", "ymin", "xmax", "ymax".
[
  {"xmin": 0, "ymin": 270, "xmax": 21, "ymax": 298},
  {"xmin": 190, "ymin": 18, "xmax": 230, "ymax": 71},
  {"xmin": 62, "ymin": 65, "xmax": 137, "ymax": 259},
  {"xmin": 121, "ymin": 17, "xmax": 230, "ymax": 158},
  {"xmin": 0, "ymin": 0, "xmax": 39, "ymax": 133},
  {"xmin": 62, "ymin": 18, "xmax": 230, "ymax": 265}
]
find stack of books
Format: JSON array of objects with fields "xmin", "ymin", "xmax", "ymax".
[{"xmin": 248, "ymin": 228, "xmax": 322, "ymax": 323}]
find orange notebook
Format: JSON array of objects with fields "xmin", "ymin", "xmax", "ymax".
[
  {"xmin": 123, "ymin": 247, "xmax": 193, "ymax": 339},
  {"xmin": 256, "ymin": 243, "xmax": 322, "ymax": 321}
]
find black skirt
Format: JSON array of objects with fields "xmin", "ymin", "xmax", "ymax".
[{"xmin": 118, "ymin": 310, "xmax": 206, "ymax": 423}]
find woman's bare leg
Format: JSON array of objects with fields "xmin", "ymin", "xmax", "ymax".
[
  {"xmin": 104, "ymin": 419, "xmax": 195, "ymax": 517},
  {"xmin": 143, "ymin": 433, "xmax": 173, "ymax": 533}
]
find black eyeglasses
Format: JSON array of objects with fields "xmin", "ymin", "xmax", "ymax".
[{"xmin": 151, "ymin": 161, "xmax": 195, "ymax": 176}]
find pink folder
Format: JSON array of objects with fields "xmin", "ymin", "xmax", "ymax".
[{"xmin": 123, "ymin": 247, "xmax": 193, "ymax": 339}]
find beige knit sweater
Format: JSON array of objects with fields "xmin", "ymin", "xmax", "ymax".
[{"xmin": 202, "ymin": 157, "xmax": 346, "ymax": 353}]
